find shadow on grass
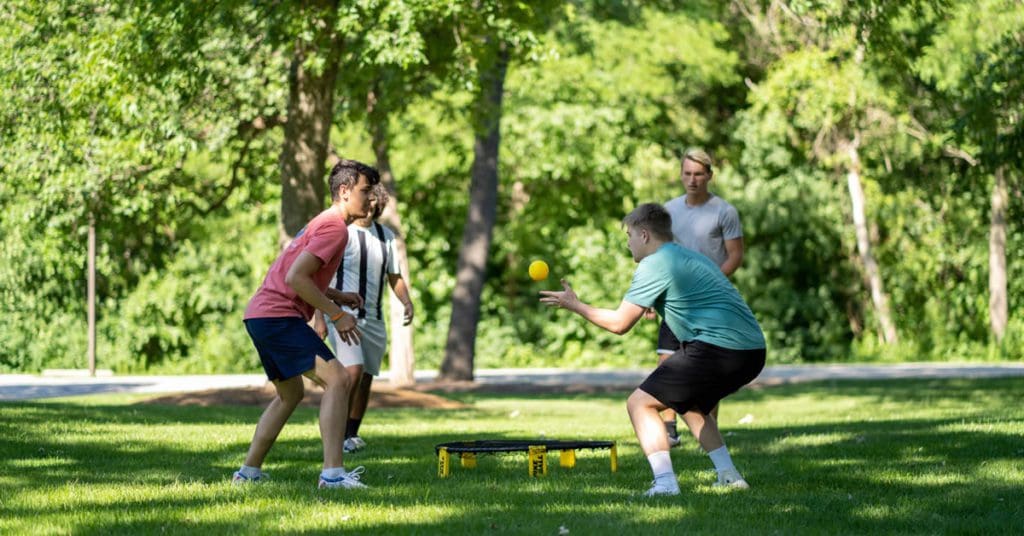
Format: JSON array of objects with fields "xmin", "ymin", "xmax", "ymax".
[{"xmin": 1, "ymin": 378, "xmax": 1022, "ymax": 534}]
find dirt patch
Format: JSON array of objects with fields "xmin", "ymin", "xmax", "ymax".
[
  {"xmin": 142, "ymin": 381, "xmax": 467, "ymax": 409},
  {"xmin": 139, "ymin": 378, "xmax": 641, "ymax": 408},
  {"xmin": 408, "ymin": 381, "xmax": 634, "ymax": 396}
]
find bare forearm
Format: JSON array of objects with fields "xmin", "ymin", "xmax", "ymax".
[
  {"xmin": 721, "ymin": 238, "xmax": 743, "ymax": 277},
  {"xmin": 389, "ymin": 276, "xmax": 412, "ymax": 306},
  {"xmin": 720, "ymin": 257, "xmax": 741, "ymax": 277},
  {"xmin": 540, "ymin": 280, "xmax": 644, "ymax": 335},
  {"xmin": 568, "ymin": 302, "xmax": 633, "ymax": 335}
]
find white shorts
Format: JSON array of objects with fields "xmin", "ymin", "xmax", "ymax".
[{"xmin": 324, "ymin": 314, "xmax": 387, "ymax": 376}]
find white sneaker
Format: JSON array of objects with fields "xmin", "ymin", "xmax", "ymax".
[
  {"xmin": 231, "ymin": 470, "xmax": 267, "ymax": 484},
  {"xmin": 343, "ymin": 437, "xmax": 360, "ymax": 453},
  {"xmin": 643, "ymin": 480, "xmax": 680, "ymax": 497},
  {"xmin": 318, "ymin": 466, "xmax": 368, "ymax": 489},
  {"xmin": 667, "ymin": 434, "xmax": 681, "ymax": 448},
  {"xmin": 350, "ymin": 436, "xmax": 367, "ymax": 449},
  {"xmin": 713, "ymin": 468, "xmax": 750, "ymax": 489}
]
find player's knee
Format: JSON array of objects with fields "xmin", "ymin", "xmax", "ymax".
[
  {"xmin": 626, "ymin": 390, "xmax": 645, "ymax": 414},
  {"xmin": 323, "ymin": 370, "xmax": 352, "ymax": 394},
  {"xmin": 279, "ymin": 388, "xmax": 304, "ymax": 407}
]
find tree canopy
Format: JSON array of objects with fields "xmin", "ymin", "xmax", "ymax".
[{"xmin": 1, "ymin": 0, "xmax": 1021, "ymax": 374}]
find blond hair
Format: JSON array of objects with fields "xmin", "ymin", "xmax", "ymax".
[{"xmin": 682, "ymin": 147, "xmax": 713, "ymax": 175}]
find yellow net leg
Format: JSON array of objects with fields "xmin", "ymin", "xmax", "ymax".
[
  {"xmin": 559, "ymin": 449, "xmax": 576, "ymax": 468},
  {"xmin": 528, "ymin": 445, "xmax": 548, "ymax": 477},
  {"xmin": 610, "ymin": 443, "xmax": 618, "ymax": 473},
  {"xmin": 460, "ymin": 452, "xmax": 477, "ymax": 468},
  {"xmin": 438, "ymin": 447, "xmax": 451, "ymax": 478}
]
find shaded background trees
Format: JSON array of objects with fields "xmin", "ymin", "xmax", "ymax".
[{"xmin": 1, "ymin": 0, "xmax": 1020, "ymax": 375}]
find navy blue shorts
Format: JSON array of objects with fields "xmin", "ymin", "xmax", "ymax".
[
  {"xmin": 244, "ymin": 317, "xmax": 336, "ymax": 381},
  {"xmin": 639, "ymin": 340, "xmax": 765, "ymax": 415}
]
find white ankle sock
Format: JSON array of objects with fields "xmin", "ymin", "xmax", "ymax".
[
  {"xmin": 708, "ymin": 446, "xmax": 736, "ymax": 473},
  {"xmin": 647, "ymin": 450, "xmax": 675, "ymax": 480},
  {"xmin": 321, "ymin": 467, "xmax": 347, "ymax": 479},
  {"xmin": 238, "ymin": 465, "xmax": 261, "ymax": 478}
]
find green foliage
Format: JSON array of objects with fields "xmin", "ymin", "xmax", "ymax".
[
  {"xmin": 2, "ymin": 0, "xmax": 1021, "ymax": 373},
  {"xmin": 729, "ymin": 171, "xmax": 858, "ymax": 362},
  {"xmin": 102, "ymin": 207, "xmax": 277, "ymax": 373}
]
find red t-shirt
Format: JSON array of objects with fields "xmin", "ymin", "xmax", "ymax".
[{"xmin": 244, "ymin": 208, "xmax": 348, "ymax": 321}]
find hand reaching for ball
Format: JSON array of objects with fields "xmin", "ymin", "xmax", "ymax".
[{"xmin": 539, "ymin": 279, "xmax": 580, "ymax": 311}]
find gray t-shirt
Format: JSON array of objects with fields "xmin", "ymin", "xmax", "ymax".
[{"xmin": 664, "ymin": 194, "xmax": 742, "ymax": 267}]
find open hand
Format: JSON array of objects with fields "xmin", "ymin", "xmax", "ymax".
[
  {"xmin": 402, "ymin": 301, "xmax": 414, "ymax": 326},
  {"xmin": 539, "ymin": 279, "xmax": 580, "ymax": 311},
  {"xmin": 333, "ymin": 313, "xmax": 362, "ymax": 346}
]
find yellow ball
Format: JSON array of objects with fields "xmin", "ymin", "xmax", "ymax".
[{"xmin": 528, "ymin": 260, "xmax": 549, "ymax": 281}]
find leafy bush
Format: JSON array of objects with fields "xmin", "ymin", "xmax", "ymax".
[{"xmin": 101, "ymin": 206, "xmax": 277, "ymax": 373}]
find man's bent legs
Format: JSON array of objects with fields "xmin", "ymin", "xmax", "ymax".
[
  {"xmin": 314, "ymin": 355, "xmax": 352, "ymax": 469},
  {"xmin": 344, "ymin": 364, "xmax": 365, "ymax": 422},
  {"xmin": 680, "ymin": 410, "xmax": 725, "ymax": 453},
  {"xmin": 654, "ymin": 353, "xmax": 677, "ymax": 425},
  {"xmin": 350, "ymin": 373, "xmax": 373, "ymax": 419},
  {"xmin": 627, "ymin": 388, "xmax": 671, "ymax": 455},
  {"xmin": 243, "ymin": 375, "xmax": 305, "ymax": 468}
]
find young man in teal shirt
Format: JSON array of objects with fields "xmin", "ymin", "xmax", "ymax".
[{"xmin": 540, "ymin": 203, "xmax": 765, "ymax": 496}]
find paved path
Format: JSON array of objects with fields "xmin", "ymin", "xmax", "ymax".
[{"xmin": 1, "ymin": 363, "xmax": 1023, "ymax": 401}]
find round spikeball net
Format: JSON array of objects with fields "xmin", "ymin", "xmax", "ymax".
[{"xmin": 434, "ymin": 439, "xmax": 617, "ymax": 478}]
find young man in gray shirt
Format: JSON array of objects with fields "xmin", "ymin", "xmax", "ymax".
[{"xmin": 658, "ymin": 148, "xmax": 744, "ymax": 446}]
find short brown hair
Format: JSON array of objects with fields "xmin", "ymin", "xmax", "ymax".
[
  {"xmin": 329, "ymin": 159, "xmax": 380, "ymax": 201},
  {"xmin": 622, "ymin": 203, "xmax": 673, "ymax": 242}
]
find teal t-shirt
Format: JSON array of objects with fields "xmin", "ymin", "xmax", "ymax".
[{"xmin": 623, "ymin": 243, "xmax": 765, "ymax": 350}]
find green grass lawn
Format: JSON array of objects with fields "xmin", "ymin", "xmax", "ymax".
[{"xmin": 1, "ymin": 378, "xmax": 1022, "ymax": 535}]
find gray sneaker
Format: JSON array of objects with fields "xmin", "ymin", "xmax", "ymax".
[
  {"xmin": 643, "ymin": 480, "xmax": 681, "ymax": 497},
  {"xmin": 231, "ymin": 470, "xmax": 267, "ymax": 484},
  {"xmin": 713, "ymin": 468, "xmax": 750, "ymax": 489},
  {"xmin": 318, "ymin": 466, "xmax": 368, "ymax": 489}
]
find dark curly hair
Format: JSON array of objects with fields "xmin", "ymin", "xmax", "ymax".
[
  {"xmin": 329, "ymin": 159, "xmax": 380, "ymax": 201},
  {"xmin": 370, "ymin": 183, "xmax": 390, "ymax": 219}
]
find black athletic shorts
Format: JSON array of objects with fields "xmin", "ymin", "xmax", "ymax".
[
  {"xmin": 656, "ymin": 320, "xmax": 682, "ymax": 355},
  {"xmin": 639, "ymin": 340, "xmax": 766, "ymax": 415}
]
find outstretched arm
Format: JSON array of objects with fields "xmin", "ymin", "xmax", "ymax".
[{"xmin": 539, "ymin": 279, "xmax": 646, "ymax": 335}]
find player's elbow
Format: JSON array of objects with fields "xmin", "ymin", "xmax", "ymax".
[
  {"xmin": 284, "ymin": 270, "xmax": 301, "ymax": 290},
  {"xmin": 610, "ymin": 321, "xmax": 632, "ymax": 336}
]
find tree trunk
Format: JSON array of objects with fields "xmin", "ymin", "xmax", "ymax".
[
  {"xmin": 87, "ymin": 212, "xmax": 96, "ymax": 376},
  {"xmin": 989, "ymin": 166, "xmax": 1008, "ymax": 342},
  {"xmin": 367, "ymin": 88, "xmax": 416, "ymax": 386},
  {"xmin": 845, "ymin": 136, "xmax": 898, "ymax": 344},
  {"xmin": 439, "ymin": 46, "xmax": 509, "ymax": 381},
  {"xmin": 278, "ymin": 4, "xmax": 343, "ymax": 242}
]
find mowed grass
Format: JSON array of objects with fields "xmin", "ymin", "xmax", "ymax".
[{"xmin": 1, "ymin": 378, "xmax": 1022, "ymax": 535}]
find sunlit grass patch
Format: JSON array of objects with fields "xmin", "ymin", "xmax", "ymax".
[{"xmin": 1, "ymin": 377, "xmax": 1022, "ymax": 534}]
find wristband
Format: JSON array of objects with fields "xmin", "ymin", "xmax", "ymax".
[{"xmin": 330, "ymin": 310, "xmax": 348, "ymax": 322}]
